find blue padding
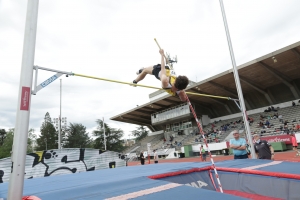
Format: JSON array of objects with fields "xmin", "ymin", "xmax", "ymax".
[
  {"xmin": 212, "ymin": 159, "xmax": 273, "ymax": 169},
  {"xmin": 211, "ymin": 170, "xmax": 300, "ymax": 199},
  {"xmin": 133, "ymin": 185, "xmax": 248, "ymax": 200},
  {"xmin": 1, "ymin": 159, "xmax": 299, "ymax": 199},
  {"xmin": 35, "ymin": 177, "xmax": 168, "ymax": 200},
  {"xmin": 254, "ymin": 161, "xmax": 300, "ymax": 175},
  {"xmin": 0, "ymin": 163, "xmax": 207, "ymax": 199}
]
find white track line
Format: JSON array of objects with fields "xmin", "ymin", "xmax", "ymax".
[
  {"xmin": 105, "ymin": 183, "xmax": 181, "ymax": 200},
  {"xmin": 242, "ymin": 161, "xmax": 283, "ymax": 170}
]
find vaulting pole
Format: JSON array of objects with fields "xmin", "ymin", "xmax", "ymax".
[
  {"xmin": 185, "ymin": 94, "xmax": 223, "ymax": 193},
  {"xmin": 8, "ymin": 0, "xmax": 39, "ymax": 199}
]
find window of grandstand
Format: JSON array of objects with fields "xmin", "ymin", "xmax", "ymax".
[
  {"xmin": 172, "ymin": 123, "xmax": 180, "ymax": 131},
  {"xmin": 166, "ymin": 124, "xmax": 170, "ymax": 132},
  {"xmin": 181, "ymin": 121, "xmax": 192, "ymax": 129}
]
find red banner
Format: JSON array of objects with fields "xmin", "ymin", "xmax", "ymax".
[
  {"xmin": 261, "ymin": 135, "xmax": 292, "ymax": 144},
  {"xmin": 20, "ymin": 87, "xmax": 30, "ymax": 111}
]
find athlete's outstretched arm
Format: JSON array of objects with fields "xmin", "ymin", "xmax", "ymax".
[
  {"xmin": 178, "ymin": 90, "xmax": 187, "ymax": 102},
  {"xmin": 159, "ymin": 49, "xmax": 169, "ymax": 88}
]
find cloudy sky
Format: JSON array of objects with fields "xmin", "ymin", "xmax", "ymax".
[{"xmin": 1, "ymin": 0, "xmax": 300, "ymax": 140}]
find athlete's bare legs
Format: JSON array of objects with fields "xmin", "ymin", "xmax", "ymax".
[{"xmin": 134, "ymin": 66, "xmax": 153, "ymax": 83}]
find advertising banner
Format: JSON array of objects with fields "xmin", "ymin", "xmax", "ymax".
[
  {"xmin": 20, "ymin": 86, "xmax": 30, "ymax": 111},
  {"xmin": 261, "ymin": 135, "xmax": 292, "ymax": 144}
]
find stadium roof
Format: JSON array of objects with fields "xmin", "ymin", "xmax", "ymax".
[{"xmin": 111, "ymin": 41, "xmax": 300, "ymax": 130}]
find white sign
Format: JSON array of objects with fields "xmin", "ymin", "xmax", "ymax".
[
  {"xmin": 41, "ymin": 74, "xmax": 58, "ymax": 87},
  {"xmin": 295, "ymin": 133, "xmax": 300, "ymax": 143}
]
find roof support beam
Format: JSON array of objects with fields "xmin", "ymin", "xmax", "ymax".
[
  {"xmin": 208, "ymin": 81, "xmax": 248, "ymax": 110},
  {"xmin": 267, "ymin": 89, "xmax": 277, "ymax": 104},
  {"xmin": 188, "ymin": 97, "xmax": 219, "ymax": 117},
  {"xmin": 190, "ymin": 101, "xmax": 216, "ymax": 118},
  {"xmin": 239, "ymin": 75, "xmax": 274, "ymax": 105},
  {"xmin": 208, "ymin": 79, "xmax": 255, "ymax": 111},
  {"xmin": 190, "ymin": 88, "xmax": 233, "ymax": 114},
  {"xmin": 291, "ymin": 48, "xmax": 300, "ymax": 68},
  {"xmin": 208, "ymin": 81, "xmax": 238, "ymax": 98},
  {"xmin": 243, "ymin": 97, "xmax": 252, "ymax": 110},
  {"xmin": 163, "ymin": 98, "xmax": 180, "ymax": 104},
  {"xmin": 259, "ymin": 62, "xmax": 299, "ymax": 99},
  {"xmin": 148, "ymin": 125, "xmax": 156, "ymax": 132},
  {"xmin": 211, "ymin": 106, "xmax": 221, "ymax": 116},
  {"xmin": 140, "ymin": 107, "xmax": 159, "ymax": 112},
  {"xmin": 121, "ymin": 116, "xmax": 151, "ymax": 125},
  {"xmin": 209, "ymin": 98, "xmax": 232, "ymax": 114},
  {"xmin": 150, "ymin": 103, "xmax": 165, "ymax": 108},
  {"xmin": 126, "ymin": 114, "xmax": 151, "ymax": 121},
  {"xmin": 134, "ymin": 110, "xmax": 153, "ymax": 115},
  {"xmin": 292, "ymin": 81, "xmax": 300, "ymax": 97}
]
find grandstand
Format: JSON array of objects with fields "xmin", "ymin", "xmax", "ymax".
[
  {"xmin": 123, "ymin": 102, "xmax": 300, "ymax": 157},
  {"xmin": 113, "ymin": 41, "xmax": 300, "ymax": 158}
]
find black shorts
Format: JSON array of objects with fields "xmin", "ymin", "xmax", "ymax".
[
  {"xmin": 152, "ymin": 64, "xmax": 170, "ymax": 80},
  {"xmin": 234, "ymin": 154, "xmax": 248, "ymax": 159},
  {"xmin": 293, "ymin": 146, "xmax": 298, "ymax": 148}
]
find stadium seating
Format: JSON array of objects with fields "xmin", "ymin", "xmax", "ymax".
[{"xmin": 123, "ymin": 102, "xmax": 300, "ymax": 155}]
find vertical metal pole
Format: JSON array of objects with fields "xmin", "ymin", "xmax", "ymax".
[
  {"xmin": 33, "ymin": 65, "xmax": 38, "ymax": 95},
  {"xmin": 218, "ymin": 0, "xmax": 256, "ymax": 158},
  {"xmin": 58, "ymin": 79, "xmax": 62, "ymax": 149},
  {"xmin": 8, "ymin": 1, "xmax": 39, "ymax": 198},
  {"xmin": 103, "ymin": 117, "xmax": 107, "ymax": 150}
]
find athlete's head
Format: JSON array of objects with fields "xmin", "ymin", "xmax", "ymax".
[{"xmin": 174, "ymin": 75, "xmax": 189, "ymax": 90}]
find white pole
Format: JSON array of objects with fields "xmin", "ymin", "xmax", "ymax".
[
  {"xmin": 103, "ymin": 117, "xmax": 106, "ymax": 150},
  {"xmin": 58, "ymin": 79, "xmax": 62, "ymax": 149},
  {"xmin": 8, "ymin": 0, "xmax": 39, "ymax": 199},
  {"xmin": 218, "ymin": 0, "xmax": 256, "ymax": 158}
]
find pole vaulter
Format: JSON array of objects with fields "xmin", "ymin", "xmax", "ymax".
[{"xmin": 153, "ymin": 38, "xmax": 224, "ymax": 193}]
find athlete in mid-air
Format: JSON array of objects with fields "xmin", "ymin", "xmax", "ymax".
[{"xmin": 133, "ymin": 49, "xmax": 189, "ymax": 102}]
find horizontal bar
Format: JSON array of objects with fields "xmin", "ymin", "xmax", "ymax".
[{"xmin": 34, "ymin": 65, "xmax": 73, "ymax": 75}]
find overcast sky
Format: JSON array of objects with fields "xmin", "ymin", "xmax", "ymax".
[{"xmin": 1, "ymin": 0, "xmax": 300, "ymax": 140}]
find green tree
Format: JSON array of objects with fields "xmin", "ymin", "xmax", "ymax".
[
  {"xmin": 27, "ymin": 128, "xmax": 37, "ymax": 153},
  {"xmin": 0, "ymin": 128, "xmax": 38, "ymax": 158},
  {"xmin": 0, "ymin": 129, "xmax": 13, "ymax": 159},
  {"xmin": 0, "ymin": 129, "xmax": 7, "ymax": 146},
  {"xmin": 93, "ymin": 119, "xmax": 125, "ymax": 152},
  {"xmin": 64, "ymin": 123, "xmax": 93, "ymax": 148},
  {"xmin": 131, "ymin": 126, "xmax": 149, "ymax": 141},
  {"xmin": 36, "ymin": 112, "xmax": 58, "ymax": 151}
]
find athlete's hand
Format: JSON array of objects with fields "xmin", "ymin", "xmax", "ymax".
[
  {"xmin": 271, "ymin": 155, "xmax": 274, "ymax": 160},
  {"xmin": 159, "ymin": 49, "xmax": 164, "ymax": 55}
]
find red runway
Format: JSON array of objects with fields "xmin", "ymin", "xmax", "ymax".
[{"xmin": 127, "ymin": 150, "xmax": 300, "ymax": 166}]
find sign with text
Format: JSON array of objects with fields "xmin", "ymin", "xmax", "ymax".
[
  {"xmin": 20, "ymin": 86, "xmax": 30, "ymax": 111},
  {"xmin": 261, "ymin": 135, "xmax": 292, "ymax": 144},
  {"xmin": 41, "ymin": 74, "xmax": 58, "ymax": 88}
]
